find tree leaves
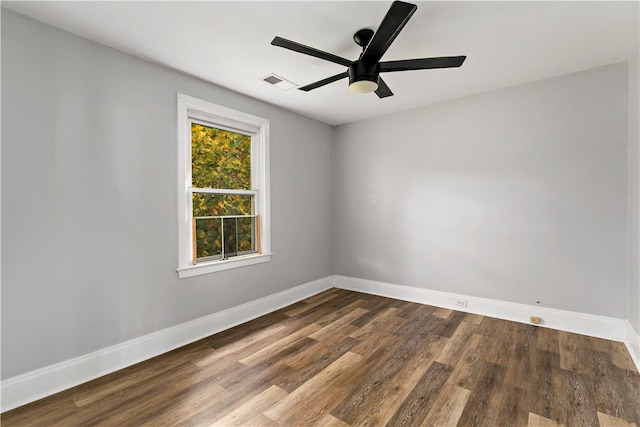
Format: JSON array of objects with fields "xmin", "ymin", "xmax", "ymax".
[{"xmin": 191, "ymin": 124, "xmax": 251, "ymax": 190}]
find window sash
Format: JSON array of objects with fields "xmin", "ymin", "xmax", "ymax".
[
  {"xmin": 190, "ymin": 188, "xmax": 258, "ymax": 262},
  {"xmin": 192, "ymin": 214, "xmax": 260, "ymax": 263},
  {"xmin": 191, "ymin": 189, "xmax": 258, "ymax": 216},
  {"xmin": 188, "ymin": 111, "xmax": 260, "ymax": 135},
  {"xmin": 190, "ymin": 188, "xmax": 257, "ymax": 196}
]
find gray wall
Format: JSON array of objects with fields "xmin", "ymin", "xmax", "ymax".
[
  {"xmin": 629, "ymin": 48, "xmax": 640, "ymax": 334},
  {"xmin": 1, "ymin": 10, "xmax": 334, "ymax": 379},
  {"xmin": 334, "ymin": 63, "xmax": 629, "ymax": 318}
]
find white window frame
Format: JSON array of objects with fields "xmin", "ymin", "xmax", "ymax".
[{"xmin": 177, "ymin": 93, "xmax": 271, "ymax": 278}]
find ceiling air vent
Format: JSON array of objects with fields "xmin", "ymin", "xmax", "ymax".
[{"xmin": 262, "ymin": 73, "xmax": 298, "ymax": 90}]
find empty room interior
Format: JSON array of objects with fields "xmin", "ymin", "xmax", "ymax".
[{"xmin": 1, "ymin": 1, "xmax": 640, "ymax": 426}]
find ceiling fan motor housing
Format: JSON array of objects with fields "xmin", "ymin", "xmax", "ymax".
[{"xmin": 348, "ymin": 61, "xmax": 380, "ymax": 86}]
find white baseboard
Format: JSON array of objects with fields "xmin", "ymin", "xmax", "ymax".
[
  {"xmin": 626, "ymin": 322, "xmax": 640, "ymax": 371},
  {"xmin": 334, "ymin": 275, "xmax": 629, "ymax": 344},
  {"xmin": 1, "ymin": 276, "xmax": 333, "ymax": 413}
]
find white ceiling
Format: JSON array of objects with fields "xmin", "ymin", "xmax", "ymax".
[{"xmin": 3, "ymin": 1, "xmax": 639, "ymax": 126}]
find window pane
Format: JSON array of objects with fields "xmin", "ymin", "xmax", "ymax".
[
  {"xmin": 236, "ymin": 216, "xmax": 255, "ymax": 253},
  {"xmin": 195, "ymin": 217, "xmax": 222, "ymax": 259},
  {"xmin": 194, "ymin": 216, "xmax": 257, "ymax": 262},
  {"xmin": 193, "ymin": 193, "xmax": 254, "ymax": 217},
  {"xmin": 223, "ymin": 218, "xmax": 238, "ymax": 257},
  {"xmin": 191, "ymin": 123, "xmax": 251, "ymax": 190}
]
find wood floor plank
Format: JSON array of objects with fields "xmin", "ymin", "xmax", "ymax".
[
  {"xmin": 194, "ymin": 325, "xmax": 287, "ymax": 368},
  {"xmin": 314, "ymin": 413, "xmax": 351, "ymax": 427},
  {"xmin": 421, "ymin": 383, "xmax": 471, "ymax": 427},
  {"xmin": 559, "ymin": 330, "xmax": 590, "ymax": 373},
  {"xmin": 2, "ymin": 290, "xmax": 639, "ymax": 427},
  {"xmin": 81, "ymin": 363, "xmax": 208, "ymax": 426},
  {"xmin": 616, "ymin": 368, "xmax": 640, "ymax": 423},
  {"xmin": 73, "ymin": 341, "xmax": 214, "ymax": 407},
  {"xmin": 327, "ymin": 337, "xmax": 408, "ymax": 424},
  {"xmin": 262, "ymin": 351, "xmax": 364, "ymax": 426},
  {"xmin": 0, "ymin": 395, "xmax": 77, "ymax": 427},
  {"xmin": 496, "ymin": 383, "xmax": 530, "ymax": 427},
  {"xmin": 282, "ymin": 333, "xmax": 358, "ymax": 371},
  {"xmin": 591, "ymin": 349, "xmax": 640, "ymax": 424},
  {"xmin": 349, "ymin": 300, "xmax": 401, "ymax": 328},
  {"xmin": 308, "ymin": 307, "xmax": 368, "ymax": 341},
  {"xmin": 349, "ymin": 316, "xmax": 405, "ymax": 360},
  {"xmin": 176, "ymin": 341, "xmax": 313, "ymax": 425},
  {"xmin": 433, "ymin": 307, "xmax": 453, "ymax": 318},
  {"xmin": 66, "ymin": 359, "xmax": 204, "ymax": 426},
  {"xmin": 219, "ymin": 338, "xmax": 313, "ymax": 391},
  {"xmin": 281, "ymin": 291, "xmax": 364, "ymax": 327},
  {"xmin": 476, "ymin": 315, "xmax": 508, "ymax": 336},
  {"xmin": 309, "ymin": 295, "xmax": 366, "ymax": 327},
  {"xmin": 465, "ymin": 312, "xmax": 484, "ymax": 325},
  {"xmin": 516, "ymin": 322, "xmax": 539, "ymax": 337},
  {"xmin": 394, "ymin": 299, "xmax": 437, "ymax": 319},
  {"xmin": 210, "ymin": 384, "xmax": 287, "ymax": 426},
  {"xmin": 139, "ymin": 384, "xmax": 229, "ymax": 426},
  {"xmin": 385, "ymin": 361, "xmax": 454, "ymax": 426},
  {"xmin": 332, "ymin": 331, "xmax": 447, "ymax": 426},
  {"xmin": 244, "ymin": 413, "xmax": 281, "ymax": 427},
  {"xmin": 435, "ymin": 320, "xmax": 478, "ymax": 366},
  {"xmin": 284, "ymin": 290, "xmax": 339, "ymax": 317},
  {"xmin": 585, "ymin": 337, "xmax": 639, "ymax": 372},
  {"xmin": 446, "ymin": 333, "xmax": 485, "ymax": 389},
  {"xmin": 537, "ymin": 326, "xmax": 560, "ymax": 353},
  {"xmin": 202, "ymin": 311, "xmax": 290, "ymax": 349},
  {"xmin": 356, "ymin": 336, "xmax": 448, "ymax": 426},
  {"xmin": 456, "ymin": 361, "xmax": 508, "ymax": 427},
  {"xmin": 302, "ymin": 287, "xmax": 340, "ymax": 303},
  {"xmin": 564, "ymin": 369, "xmax": 599, "ymax": 427},
  {"xmin": 430, "ymin": 310, "xmax": 467, "ymax": 338},
  {"xmin": 499, "ymin": 331, "xmax": 534, "ymax": 389},
  {"xmin": 490, "ymin": 320, "xmax": 520, "ymax": 366},
  {"xmin": 275, "ymin": 336, "xmax": 360, "ymax": 393},
  {"xmin": 239, "ymin": 322, "xmax": 322, "ymax": 366},
  {"xmin": 348, "ymin": 306, "xmax": 406, "ymax": 342},
  {"xmin": 527, "ymin": 349, "xmax": 567, "ymax": 424},
  {"xmin": 597, "ymin": 411, "xmax": 638, "ymax": 427},
  {"xmin": 178, "ymin": 364, "xmax": 295, "ymax": 426},
  {"xmin": 528, "ymin": 412, "xmax": 565, "ymax": 426}
]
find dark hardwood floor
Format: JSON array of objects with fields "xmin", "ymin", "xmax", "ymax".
[{"xmin": 2, "ymin": 289, "xmax": 639, "ymax": 426}]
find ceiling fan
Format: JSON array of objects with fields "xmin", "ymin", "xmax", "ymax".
[{"xmin": 271, "ymin": 0, "xmax": 466, "ymax": 98}]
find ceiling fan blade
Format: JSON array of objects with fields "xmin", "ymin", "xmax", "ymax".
[
  {"xmin": 299, "ymin": 72, "xmax": 349, "ymax": 91},
  {"xmin": 380, "ymin": 56, "xmax": 466, "ymax": 72},
  {"xmin": 375, "ymin": 77, "xmax": 394, "ymax": 98},
  {"xmin": 272, "ymin": 37, "xmax": 352, "ymax": 67},
  {"xmin": 361, "ymin": 1, "xmax": 417, "ymax": 64}
]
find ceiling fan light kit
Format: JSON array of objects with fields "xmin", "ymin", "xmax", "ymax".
[
  {"xmin": 271, "ymin": 0, "xmax": 466, "ymax": 98},
  {"xmin": 349, "ymin": 79, "xmax": 379, "ymax": 94},
  {"xmin": 348, "ymin": 62, "xmax": 379, "ymax": 94}
]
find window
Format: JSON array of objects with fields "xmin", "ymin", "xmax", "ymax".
[{"xmin": 177, "ymin": 94, "xmax": 270, "ymax": 278}]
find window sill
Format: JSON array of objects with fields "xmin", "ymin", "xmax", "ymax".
[{"xmin": 177, "ymin": 253, "xmax": 272, "ymax": 279}]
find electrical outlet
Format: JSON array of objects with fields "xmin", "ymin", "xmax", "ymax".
[
  {"xmin": 455, "ymin": 300, "xmax": 467, "ymax": 308},
  {"xmin": 530, "ymin": 316, "xmax": 541, "ymax": 324}
]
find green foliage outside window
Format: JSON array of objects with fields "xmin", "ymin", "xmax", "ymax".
[{"xmin": 191, "ymin": 124, "xmax": 251, "ymax": 191}]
